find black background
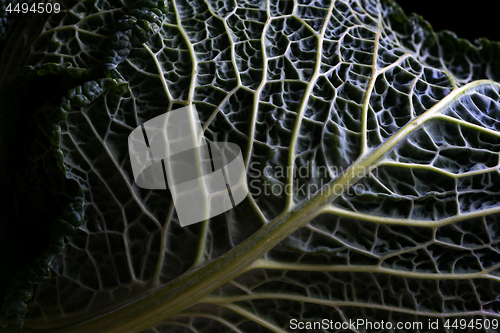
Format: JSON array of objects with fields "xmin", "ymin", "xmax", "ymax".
[{"xmin": 396, "ymin": 1, "xmax": 499, "ymax": 42}]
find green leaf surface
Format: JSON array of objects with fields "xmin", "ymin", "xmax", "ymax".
[{"xmin": 3, "ymin": 0, "xmax": 500, "ymax": 332}]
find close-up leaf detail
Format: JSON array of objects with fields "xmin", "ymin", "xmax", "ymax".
[{"xmin": 2, "ymin": 0, "xmax": 500, "ymax": 332}]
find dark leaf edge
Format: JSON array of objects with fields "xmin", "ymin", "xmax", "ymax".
[{"xmin": 0, "ymin": 0, "xmax": 168, "ymax": 329}]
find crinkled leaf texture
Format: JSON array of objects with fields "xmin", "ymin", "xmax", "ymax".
[{"xmin": 4, "ymin": 0, "xmax": 500, "ymax": 332}]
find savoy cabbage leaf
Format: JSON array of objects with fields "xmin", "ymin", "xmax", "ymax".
[{"xmin": 2, "ymin": 0, "xmax": 500, "ymax": 332}]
